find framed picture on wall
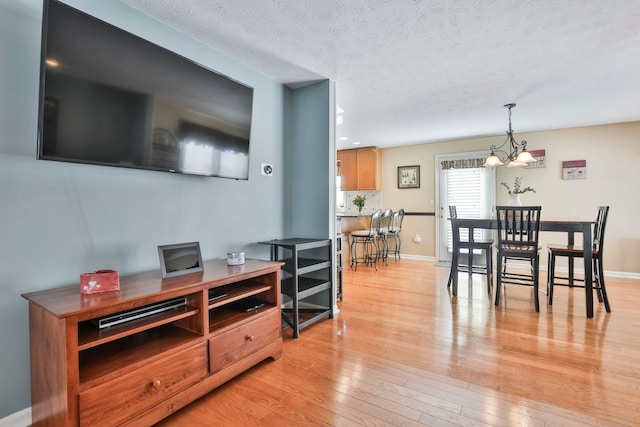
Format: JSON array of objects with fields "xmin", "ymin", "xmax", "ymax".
[
  {"xmin": 562, "ymin": 160, "xmax": 587, "ymax": 180},
  {"xmin": 398, "ymin": 165, "xmax": 420, "ymax": 188},
  {"xmin": 524, "ymin": 149, "xmax": 546, "ymax": 169}
]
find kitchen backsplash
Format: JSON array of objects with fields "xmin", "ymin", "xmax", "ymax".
[{"xmin": 342, "ymin": 190, "xmax": 383, "ymax": 215}]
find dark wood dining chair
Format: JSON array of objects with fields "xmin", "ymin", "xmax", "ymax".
[
  {"xmin": 446, "ymin": 206, "xmax": 494, "ymax": 296},
  {"xmin": 547, "ymin": 206, "xmax": 611, "ymax": 312},
  {"xmin": 495, "ymin": 205, "xmax": 542, "ymax": 311}
]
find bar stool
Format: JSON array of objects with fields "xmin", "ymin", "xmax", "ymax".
[
  {"xmin": 388, "ymin": 209, "xmax": 405, "ymax": 261},
  {"xmin": 446, "ymin": 206, "xmax": 494, "ymax": 296},
  {"xmin": 547, "ymin": 206, "xmax": 611, "ymax": 312},
  {"xmin": 350, "ymin": 209, "xmax": 382, "ymax": 271},
  {"xmin": 376, "ymin": 208, "xmax": 393, "ymax": 266}
]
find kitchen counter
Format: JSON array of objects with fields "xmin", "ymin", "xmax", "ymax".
[{"xmin": 336, "ymin": 215, "xmax": 371, "ymax": 231}]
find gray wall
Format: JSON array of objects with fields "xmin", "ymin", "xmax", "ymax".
[{"xmin": 0, "ymin": 0, "xmax": 333, "ymax": 418}]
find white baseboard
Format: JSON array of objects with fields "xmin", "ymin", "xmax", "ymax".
[
  {"xmin": 609, "ymin": 271, "xmax": 640, "ymax": 280},
  {"xmin": 0, "ymin": 407, "xmax": 30, "ymax": 427},
  {"xmin": 398, "ymin": 254, "xmax": 436, "ymax": 262},
  {"xmin": 450, "ymin": 259, "xmax": 640, "ymax": 280},
  {"xmin": 537, "ymin": 264, "xmax": 640, "ymax": 280}
]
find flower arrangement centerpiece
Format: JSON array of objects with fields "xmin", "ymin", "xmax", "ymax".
[
  {"xmin": 500, "ymin": 176, "xmax": 535, "ymax": 205},
  {"xmin": 353, "ymin": 194, "xmax": 367, "ymax": 214}
]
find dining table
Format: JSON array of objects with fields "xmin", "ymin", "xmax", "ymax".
[{"xmin": 450, "ymin": 218, "xmax": 597, "ymax": 318}]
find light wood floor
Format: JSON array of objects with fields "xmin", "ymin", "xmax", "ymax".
[{"xmin": 158, "ymin": 260, "xmax": 639, "ymax": 426}]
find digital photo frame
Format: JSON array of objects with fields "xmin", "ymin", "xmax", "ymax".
[{"xmin": 158, "ymin": 242, "xmax": 204, "ymax": 278}]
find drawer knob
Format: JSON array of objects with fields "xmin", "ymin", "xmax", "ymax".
[
  {"xmin": 245, "ymin": 335, "xmax": 255, "ymax": 342},
  {"xmin": 152, "ymin": 379, "xmax": 161, "ymax": 388}
]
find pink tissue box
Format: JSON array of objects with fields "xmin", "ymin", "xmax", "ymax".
[{"xmin": 80, "ymin": 270, "xmax": 120, "ymax": 294}]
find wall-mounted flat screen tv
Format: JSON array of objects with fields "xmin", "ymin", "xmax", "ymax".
[{"xmin": 38, "ymin": 0, "xmax": 254, "ymax": 179}]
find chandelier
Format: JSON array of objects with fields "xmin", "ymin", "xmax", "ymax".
[{"xmin": 483, "ymin": 103, "xmax": 537, "ymax": 168}]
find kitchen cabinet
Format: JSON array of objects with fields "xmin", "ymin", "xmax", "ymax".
[{"xmin": 337, "ymin": 147, "xmax": 380, "ymax": 190}]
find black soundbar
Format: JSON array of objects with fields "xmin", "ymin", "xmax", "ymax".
[{"xmin": 92, "ymin": 297, "xmax": 187, "ymax": 329}]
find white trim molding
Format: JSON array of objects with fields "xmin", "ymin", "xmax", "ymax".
[
  {"xmin": 0, "ymin": 407, "xmax": 30, "ymax": 427},
  {"xmin": 398, "ymin": 254, "xmax": 437, "ymax": 262}
]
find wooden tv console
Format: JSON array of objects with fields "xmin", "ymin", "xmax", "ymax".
[{"xmin": 22, "ymin": 258, "xmax": 283, "ymax": 426}]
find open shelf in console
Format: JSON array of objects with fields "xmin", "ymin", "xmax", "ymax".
[
  {"xmin": 79, "ymin": 323, "xmax": 200, "ymax": 389},
  {"xmin": 209, "ymin": 303, "xmax": 276, "ymax": 333},
  {"xmin": 78, "ymin": 304, "xmax": 199, "ymax": 351},
  {"xmin": 207, "ymin": 283, "xmax": 272, "ymax": 309}
]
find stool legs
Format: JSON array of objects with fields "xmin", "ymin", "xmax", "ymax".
[
  {"xmin": 350, "ymin": 235, "xmax": 379, "ymax": 271},
  {"xmin": 378, "ymin": 233, "xmax": 389, "ymax": 266}
]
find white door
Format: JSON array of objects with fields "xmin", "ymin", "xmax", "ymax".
[{"xmin": 436, "ymin": 152, "xmax": 496, "ymax": 262}]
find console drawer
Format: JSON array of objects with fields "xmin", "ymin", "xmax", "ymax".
[
  {"xmin": 209, "ymin": 309, "xmax": 280, "ymax": 373},
  {"xmin": 79, "ymin": 342, "xmax": 208, "ymax": 426}
]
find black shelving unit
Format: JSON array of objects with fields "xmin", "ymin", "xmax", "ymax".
[{"xmin": 259, "ymin": 238, "xmax": 333, "ymax": 338}]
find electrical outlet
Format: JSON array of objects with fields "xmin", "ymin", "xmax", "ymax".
[{"xmin": 261, "ymin": 163, "xmax": 273, "ymax": 176}]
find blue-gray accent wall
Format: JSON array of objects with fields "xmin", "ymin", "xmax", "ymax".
[
  {"xmin": 284, "ymin": 81, "xmax": 335, "ymax": 239},
  {"xmin": 0, "ymin": 0, "xmax": 332, "ymax": 418}
]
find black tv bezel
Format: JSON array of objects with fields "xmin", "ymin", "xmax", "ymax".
[{"xmin": 37, "ymin": 0, "xmax": 254, "ymax": 179}]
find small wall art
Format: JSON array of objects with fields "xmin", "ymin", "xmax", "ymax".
[
  {"xmin": 562, "ymin": 160, "xmax": 587, "ymax": 180},
  {"xmin": 398, "ymin": 165, "xmax": 420, "ymax": 188},
  {"xmin": 524, "ymin": 149, "xmax": 546, "ymax": 169}
]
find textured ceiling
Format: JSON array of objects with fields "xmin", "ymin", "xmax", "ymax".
[{"xmin": 123, "ymin": 0, "xmax": 640, "ymax": 150}]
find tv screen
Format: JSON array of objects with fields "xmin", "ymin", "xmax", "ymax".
[{"xmin": 38, "ymin": 0, "xmax": 254, "ymax": 179}]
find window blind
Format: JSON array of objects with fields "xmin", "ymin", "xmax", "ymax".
[{"xmin": 446, "ymin": 167, "xmax": 493, "ymax": 252}]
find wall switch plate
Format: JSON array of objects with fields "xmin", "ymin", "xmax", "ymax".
[{"xmin": 261, "ymin": 163, "xmax": 273, "ymax": 176}]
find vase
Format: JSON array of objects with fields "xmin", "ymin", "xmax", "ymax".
[
  {"xmin": 508, "ymin": 194, "xmax": 522, "ymax": 206},
  {"xmin": 358, "ymin": 206, "xmax": 363, "ymax": 215}
]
